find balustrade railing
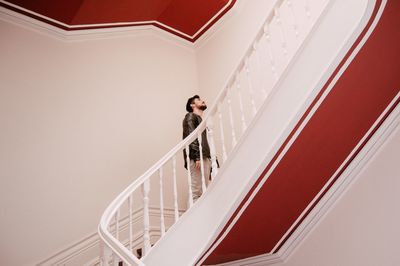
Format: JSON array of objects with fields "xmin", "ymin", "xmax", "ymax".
[{"xmin": 98, "ymin": 0, "xmax": 325, "ymax": 265}]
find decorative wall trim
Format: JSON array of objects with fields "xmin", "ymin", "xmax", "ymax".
[
  {"xmin": 0, "ymin": 0, "xmax": 244, "ymax": 51},
  {"xmin": 0, "ymin": 5, "xmax": 196, "ymax": 52},
  {"xmin": 34, "ymin": 206, "xmax": 185, "ymax": 266},
  {"xmin": 0, "ymin": 0, "xmax": 236, "ymax": 42},
  {"xmin": 193, "ymin": 0, "xmax": 245, "ymax": 49},
  {"xmin": 83, "ymin": 257, "xmax": 100, "ymax": 266},
  {"xmin": 214, "ymin": 252, "xmax": 283, "ymax": 266}
]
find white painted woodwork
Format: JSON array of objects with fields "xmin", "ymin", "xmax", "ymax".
[
  {"xmin": 185, "ymin": 145, "xmax": 194, "ymax": 208},
  {"xmin": 235, "ymin": 74, "xmax": 247, "ymax": 133},
  {"xmin": 217, "ymin": 103, "xmax": 228, "ymax": 162},
  {"xmin": 263, "ymin": 25, "xmax": 279, "ymax": 80},
  {"xmin": 274, "ymin": 7, "xmax": 288, "ymax": 57},
  {"xmin": 115, "ymin": 210, "xmax": 120, "ymax": 240},
  {"xmin": 286, "ymin": 0, "xmax": 299, "ymax": 38},
  {"xmin": 113, "ymin": 252, "xmax": 119, "ymax": 266},
  {"xmin": 142, "ymin": 180, "xmax": 151, "ymax": 256},
  {"xmin": 253, "ymin": 42, "xmax": 269, "ymax": 98},
  {"xmin": 244, "ymin": 57, "xmax": 258, "ymax": 116},
  {"xmin": 158, "ymin": 167, "xmax": 166, "ymax": 237},
  {"xmin": 207, "ymin": 116, "xmax": 219, "ymax": 179},
  {"xmin": 128, "ymin": 195, "xmax": 133, "ymax": 252},
  {"xmin": 197, "ymin": 132, "xmax": 207, "ymax": 193},
  {"xmin": 305, "ymin": 0, "xmax": 312, "ymax": 19},
  {"xmin": 172, "ymin": 156, "xmax": 179, "ymax": 222},
  {"xmin": 101, "ymin": 242, "xmax": 112, "ymax": 266},
  {"xmin": 113, "ymin": 211, "xmax": 120, "ymax": 265},
  {"xmin": 227, "ymin": 88, "xmax": 238, "ymax": 148}
]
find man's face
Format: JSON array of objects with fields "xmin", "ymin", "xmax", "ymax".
[{"xmin": 192, "ymin": 98, "xmax": 207, "ymax": 111}]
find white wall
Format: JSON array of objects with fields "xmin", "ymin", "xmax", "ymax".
[
  {"xmin": 281, "ymin": 123, "xmax": 400, "ymax": 266},
  {"xmin": 0, "ymin": 18, "xmax": 198, "ymax": 266}
]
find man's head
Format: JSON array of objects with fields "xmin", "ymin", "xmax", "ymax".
[{"xmin": 186, "ymin": 95, "xmax": 207, "ymax": 113}]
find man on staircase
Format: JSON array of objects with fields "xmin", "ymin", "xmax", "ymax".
[{"xmin": 182, "ymin": 95, "xmax": 212, "ymax": 202}]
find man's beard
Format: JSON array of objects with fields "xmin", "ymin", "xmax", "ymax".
[{"xmin": 200, "ymin": 105, "xmax": 207, "ymax": 111}]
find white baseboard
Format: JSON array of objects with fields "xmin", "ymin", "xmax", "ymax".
[
  {"xmin": 212, "ymin": 253, "xmax": 283, "ymax": 266},
  {"xmin": 35, "ymin": 206, "xmax": 185, "ymax": 266}
]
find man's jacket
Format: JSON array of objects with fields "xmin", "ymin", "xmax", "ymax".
[{"xmin": 182, "ymin": 112, "xmax": 210, "ymax": 168}]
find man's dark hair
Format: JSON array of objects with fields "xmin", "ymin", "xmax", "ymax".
[{"xmin": 186, "ymin": 95, "xmax": 200, "ymax": 112}]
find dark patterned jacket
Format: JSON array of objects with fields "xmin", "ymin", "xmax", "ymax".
[{"xmin": 182, "ymin": 112, "xmax": 210, "ymax": 168}]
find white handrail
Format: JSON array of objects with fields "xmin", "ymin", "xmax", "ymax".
[{"xmin": 98, "ymin": 0, "xmax": 322, "ymax": 264}]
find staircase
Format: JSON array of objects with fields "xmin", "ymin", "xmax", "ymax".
[{"xmin": 98, "ymin": 0, "xmax": 400, "ymax": 265}]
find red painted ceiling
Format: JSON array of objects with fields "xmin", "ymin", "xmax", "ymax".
[
  {"xmin": 0, "ymin": 0, "xmax": 236, "ymax": 41},
  {"xmin": 200, "ymin": 0, "xmax": 400, "ymax": 264}
]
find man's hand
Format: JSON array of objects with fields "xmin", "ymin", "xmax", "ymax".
[{"xmin": 195, "ymin": 160, "xmax": 201, "ymax": 171}]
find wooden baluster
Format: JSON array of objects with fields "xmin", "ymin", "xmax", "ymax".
[
  {"xmin": 235, "ymin": 73, "xmax": 247, "ymax": 133},
  {"xmin": 158, "ymin": 166, "xmax": 165, "ymax": 237},
  {"xmin": 227, "ymin": 87, "xmax": 237, "ymax": 147},
  {"xmin": 128, "ymin": 195, "xmax": 133, "ymax": 253},
  {"xmin": 252, "ymin": 42, "xmax": 268, "ymax": 99},
  {"xmin": 274, "ymin": 7, "xmax": 288, "ymax": 57},
  {"xmin": 142, "ymin": 179, "xmax": 151, "ymax": 256},
  {"xmin": 207, "ymin": 116, "xmax": 219, "ymax": 179},
  {"xmin": 159, "ymin": 167, "xmax": 166, "ymax": 236},
  {"xmin": 100, "ymin": 241, "xmax": 112, "ymax": 266},
  {"xmin": 286, "ymin": 0, "xmax": 299, "ymax": 38},
  {"xmin": 197, "ymin": 132, "xmax": 207, "ymax": 194},
  {"xmin": 172, "ymin": 156, "xmax": 179, "ymax": 222},
  {"xmin": 304, "ymin": 0, "xmax": 311, "ymax": 19},
  {"xmin": 244, "ymin": 57, "xmax": 258, "ymax": 116},
  {"xmin": 263, "ymin": 25, "xmax": 279, "ymax": 81},
  {"xmin": 115, "ymin": 209, "xmax": 120, "ymax": 240},
  {"xmin": 113, "ymin": 253, "xmax": 118, "ymax": 266},
  {"xmin": 217, "ymin": 103, "xmax": 228, "ymax": 162},
  {"xmin": 114, "ymin": 210, "xmax": 120, "ymax": 266},
  {"xmin": 185, "ymin": 145, "xmax": 194, "ymax": 207}
]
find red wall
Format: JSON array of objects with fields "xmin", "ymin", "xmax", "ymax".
[{"xmin": 202, "ymin": 0, "xmax": 400, "ymax": 264}]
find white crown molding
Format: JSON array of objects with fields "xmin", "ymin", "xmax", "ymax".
[
  {"xmin": 193, "ymin": 0, "xmax": 244, "ymax": 49},
  {"xmin": 0, "ymin": 0, "xmax": 234, "ymax": 40},
  {"xmin": 190, "ymin": 0, "xmax": 235, "ymax": 39},
  {"xmin": 0, "ymin": 0, "xmax": 245, "ymax": 55},
  {"xmin": 34, "ymin": 206, "xmax": 185, "ymax": 266},
  {"xmin": 0, "ymin": 5, "xmax": 197, "ymax": 52},
  {"xmin": 0, "ymin": 0, "xmax": 238, "ymax": 49}
]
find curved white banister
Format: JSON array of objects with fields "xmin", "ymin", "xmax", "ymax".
[{"xmin": 98, "ymin": 0, "xmax": 326, "ymax": 265}]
